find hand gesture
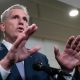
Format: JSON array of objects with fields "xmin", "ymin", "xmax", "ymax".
[
  {"xmin": 0, "ymin": 24, "xmax": 40, "ymax": 70},
  {"xmin": 54, "ymin": 35, "xmax": 80, "ymax": 71}
]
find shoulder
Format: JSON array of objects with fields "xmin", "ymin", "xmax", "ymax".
[
  {"xmin": 0, "ymin": 43, "xmax": 7, "ymax": 51},
  {"xmin": 30, "ymin": 52, "xmax": 49, "ymax": 64},
  {"xmin": 0, "ymin": 42, "xmax": 8, "ymax": 59},
  {"xmin": 0, "ymin": 43, "xmax": 5, "ymax": 50},
  {"xmin": 32, "ymin": 52, "xmax": 47, "ymax": 59}
]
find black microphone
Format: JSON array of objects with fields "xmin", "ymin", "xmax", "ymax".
[{"xmin": 33, "ymin": 63, "xmax": 71, "ymax": 76}]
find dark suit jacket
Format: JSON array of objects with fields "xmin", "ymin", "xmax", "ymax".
[
  {"xmin": 0, "ymin": 43, "xmax": 50, "ymax": 80},
  {"xmin": 72, "ymin": 67, "xmax": 80, "ymax": 80},
  {"xmin": 0, "ymin": 43, "xmax": 80, "ymax": 80}
]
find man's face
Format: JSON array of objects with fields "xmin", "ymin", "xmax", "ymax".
[{"xmin": 2, "ymin": 9, "xmax": 29, "ymax": 42}]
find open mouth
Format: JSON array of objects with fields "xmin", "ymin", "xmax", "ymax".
[{"xmin": 17, "ymin": 27, "xmax": 24, "ymax": 32}]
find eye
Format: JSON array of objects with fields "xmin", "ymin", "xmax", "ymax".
[
  {"xmin": 12, "ymin": 15, "xmax": 19, "ymax": 19},
  {"xmin": 23, "ymin": 17, "xmax": 28, "ymax": 22}
]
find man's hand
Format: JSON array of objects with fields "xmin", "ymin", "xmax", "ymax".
[
  {"xmin": 0, "ymin": 24, "xmax": 40, "ymax": 70},
  {"xmin": 54, "ymin": 35, "xmax": 80, "ymax": 71}
]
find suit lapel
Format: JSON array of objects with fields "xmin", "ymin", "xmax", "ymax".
[
  {"xmin": 0, "ymin": 43, "xmax": 8, "ymax": 59},
  {"xmin": 6, "ymin": 65, "xmax": 22, "ymax": 80},
  {"xmin": 0, "ymin": 43, "xmax": 23, "ymax": 80}
]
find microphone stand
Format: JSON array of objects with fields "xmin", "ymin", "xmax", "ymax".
[{"xmin": 33, "ymin": 62, "xmax": 71, "ymax": 80}]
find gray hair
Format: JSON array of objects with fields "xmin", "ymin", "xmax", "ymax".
[{"xmin": 1, "ymin": 4, "xmax": 29, "ymax": 22}]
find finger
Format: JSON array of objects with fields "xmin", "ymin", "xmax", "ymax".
[
  {"xmin": 75, "ymin": 42, "xmax": 80, "ymax": 52},
  {"xmin": 29, "ymin": 24, "xmax": 38, "ymax": 33},
  {"xmin": 66, "ymin": 36, "xmax": 75, "ymax": 49},
  {"xmin": 28, "ymin": 45, "xmax": 41, "ymax": 54},
  {"xmin": 18, "ymin": 40, "xmax": 26, "ymax": 49},
  {"xmin": 24, "ymin": 24, "xmax": 38, "ymax": 40},
  {"xmin": 71, "ymin": 35, "xmax": 80, "ymax": 50},
  {"xmin": 18, "ymin": 45, "xmax": 41, "ymax": 62},
  {"xmin": 12, "ymin": 35, "xmax": 25, "ymax": 50},
  {"xmin": 74, "ymin": 52, "xmax": 80, "ymax": 60},
  {"xmin": 28, "ymin": 24, "xmax": 38, "ymax": 36},
  {"xmin": 54, "ymin": 46, "xmax": 60, "ymax": 58},
  {"xmin": 54, "ymin": 46, "xmax": 63, "ymax": 67}
]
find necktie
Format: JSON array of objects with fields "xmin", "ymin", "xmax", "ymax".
[
  {"xmin": 56, "ymin": 74, "xmax": 65, "ymax": 80},
  {"xmin": 16, "ymin": 62, "xmax": 25, "ymax": 80}
]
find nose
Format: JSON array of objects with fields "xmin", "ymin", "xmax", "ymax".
[
  {"xmin": 18, "ymin": 18, "xmax": 24, "ymax": 25},
  {"xmin": 19, "ymin": 22, "xmax": 23, "ymax": 25}
]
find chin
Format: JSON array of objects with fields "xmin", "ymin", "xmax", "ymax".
[{"xmin": 13, "ymin": 35, "xmax": 18, "ymax": 39}]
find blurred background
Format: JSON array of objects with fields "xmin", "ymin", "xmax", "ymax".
[{"xmin": 0, "ymin": 0, "xmax": 80, "ymax": 68}]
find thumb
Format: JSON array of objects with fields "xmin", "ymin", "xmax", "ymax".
[
  {"xmin": 27, "ymin": 45, "xmax": 41, "ymax": 55},
  {"xmin": 54, "ymin": 46, "xmax": 60, "ymax": 58},
  {"xmin": 54, "ymin": 46, "xmax": 62, "ymax": 66},
  {"xmin": 30, "ymin": 45, "xmax": 41, "ymax": 53}
]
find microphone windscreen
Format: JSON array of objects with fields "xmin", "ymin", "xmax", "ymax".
[{"xmin": 33, "ymin": 63, "xmax": 43, "ymax": 71}]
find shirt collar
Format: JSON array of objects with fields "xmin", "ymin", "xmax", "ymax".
[
  {"xmin": 2, "ymin": 40, "xmax": 12, "ymax": 51},
  {"xmin": 69, "ymin": 68, "xmax": 75, "ymax": 76}
]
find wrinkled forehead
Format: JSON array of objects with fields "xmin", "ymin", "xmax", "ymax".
[
  {"xmin": 9, "ymin": 9, "xmax": 28, "ymax": 17},
  {"xmin": 1, "ymin": 8, "xmax": 29, "ymax": 22}
]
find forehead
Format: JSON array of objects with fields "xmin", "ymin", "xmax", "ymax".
[{"xmin": 9, "ymin": 9, "xmax": 28, "ymax": 17}]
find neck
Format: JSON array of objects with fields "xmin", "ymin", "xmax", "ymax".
[{"xmin": 4, "ymin": 36, "xmax": 16, "ymax": 44}]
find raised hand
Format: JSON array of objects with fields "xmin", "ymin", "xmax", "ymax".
[
  {"xmin": 54, "ymin": 35, "xmax": 80, "ymax": 71},
  {"xmin": 0, "ymin": 24, "xmax": 40, "ymax": 70}
]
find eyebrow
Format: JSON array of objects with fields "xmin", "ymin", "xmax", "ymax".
[{"xmin": 11, "ymin": 15, "xmax": 28, "ymax": 21}]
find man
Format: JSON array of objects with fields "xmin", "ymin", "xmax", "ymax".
[
  {"xmin": 0, "ymin": 4, "xmax": 80, "ymax": 80},
  {"xmin": 0, "ymin": 4, "xmax": 50, "ymax": 80}
]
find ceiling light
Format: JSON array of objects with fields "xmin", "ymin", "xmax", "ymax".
[{"xmin": 69, "ymin": 9, "xmax": 79, "ymax": 17}]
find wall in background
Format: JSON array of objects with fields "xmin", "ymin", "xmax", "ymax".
[{"xmin": 26, "ymin": 37, "xmax": 65, "ymax": 68}]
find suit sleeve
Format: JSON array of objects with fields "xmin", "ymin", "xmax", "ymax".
[{"xmin": 0, "ymin": 73, "xmax": 3, "ymax": 80}]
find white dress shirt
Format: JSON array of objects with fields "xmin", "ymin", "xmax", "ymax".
[
  {"xmin": 64, "ymin": 69, "xmax": 75, "ymax": 80},
  {"xmin": 0, "ymin": 40, "xmax": 25, "ymax": 80}
]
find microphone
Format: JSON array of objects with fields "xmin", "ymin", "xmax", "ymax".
[{"xmin": 33, "ymin": 62, "xmax": 71, "ymax": 76}]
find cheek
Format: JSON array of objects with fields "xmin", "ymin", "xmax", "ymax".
[
  {"xmin": 5, "ymin": 20, "xmax": 18, "ymax": 27},
  {"xmin": 4, "ymin": 20, "xmax": 19, "ymax": 37},
  {"xmin": 5, "ymin": 23, "xmax": 16, "ymax": 35},
  {"xmin": 5, "ymin": 27, "xmax": 14, "ymax": 35},
  {"xmin": 5, "ymin": 21, "xmax": 17, "ymax": 32}
]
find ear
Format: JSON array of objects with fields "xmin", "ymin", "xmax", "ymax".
[{"xmin": 0, "ymin": 22, "xmax": 5, "ymax": 32}]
